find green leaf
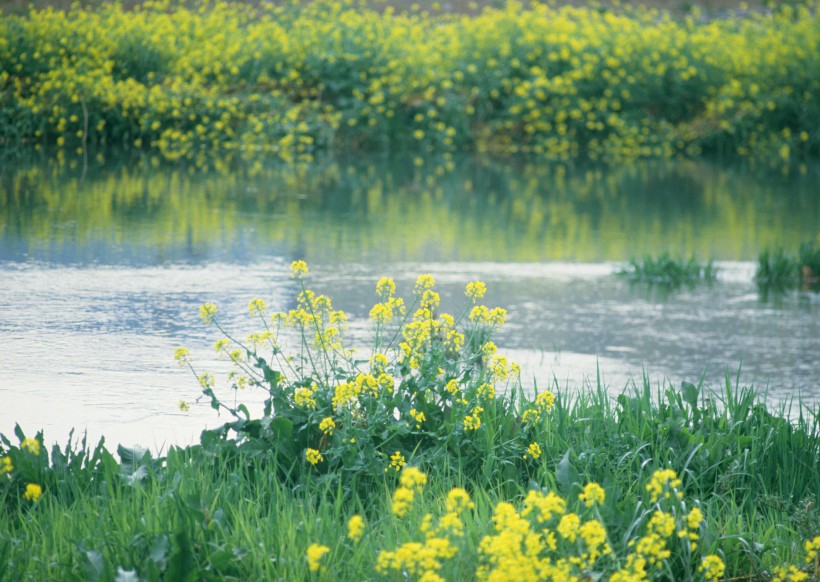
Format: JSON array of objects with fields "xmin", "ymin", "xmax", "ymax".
[
  {"xmin": 148, "ymin": 535, "xmax": 169, "ymax": 567},
  {"xmin": 556, "ymin": 449, "xmax": 579, "ymax": 493},
  {"xmin": 83, "ymin": 550, "xmax": 105, "ymax": 582},
  {"xmin": 681, "ymin": 381, "xmax": 699, "ymax": 410}
]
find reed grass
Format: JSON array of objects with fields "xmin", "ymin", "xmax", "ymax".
[{"xmin": 616, "ymin": 254, "xmax": 718, "ymax": 286}]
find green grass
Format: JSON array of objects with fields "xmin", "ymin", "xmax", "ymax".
[
  {"xmin": 1, "ymin": 377, "xmax": 818, "ymax": 580},
  {"xmin": 756, "ymin": 241, "xmax": 820, "ymax": 292},
  {"xmin": 616, "ymin": 254, "xmax": 718, "ymax": 287}
]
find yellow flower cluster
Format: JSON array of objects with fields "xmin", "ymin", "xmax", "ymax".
[
  {"xmin": 306, "ymin": 543, "xmax": 330, "ymax": 572},
  {"xmin": 772, "ymin": 565, "xmax": 810, "ymax": 582},
  {"xmin": 319, "ymin": 416, "xmax": 336, "ymax": 435},
  {"xmin": 23, "ymin": 483, "xmax": 42, "ymax": 502},
  {"xmin": 578, "ymin": 482, "xmax": 605, "ymax": 507},
  {"xmin": 699, "ymin": 554, "xmax": 726, "ymax": 581},
  {"xmin": 2, "ymin": 0, "xmax": 818, "ymax": 166},
  {"xmin": 523, "ymin": 442, "xmax": 542, "ymax": 460},
  {"xmin": 645, "ymin": 468, "xmax": 683, "ymax": 503},
  {"xmin": 807, "ymin": 535, "xmax": 820, "ymax": 563},
  {"xmin": 305, "ymin": 448, "xmax": 323, "ymax": 465},
  {"xmin": 409, "ymin": 408, "xmax": 426, "ymax": 428},
  {"xmin": 293, "ymin": 385, "xmax": 317, "ymax": 409},
  {"xmin": 464, "ymin": 407, "xmax": 484, "ymax": 431},
  {"xmin": 0, "ymin": 456, "xmax": 13, "ymax": 475},
  {"xmin": 347, "ymin": 514, "xmax": 365, "ymax": 543}
]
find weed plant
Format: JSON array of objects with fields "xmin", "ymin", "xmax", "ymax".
[
  {"xmin": 616, "ymin": 254, "xmax": 717, "ymax": 287},
  {"xmin": 1, "ymin": 0, "xmax": 819, "ymax": 167},
  {"xmin": 756, "ymin": 241, "xmax": 820, "ymax": 291},
  {"xmin": 2, "ymin": 262, "xmax": 819, "ymax": 579}
]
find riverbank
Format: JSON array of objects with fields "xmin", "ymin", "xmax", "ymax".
[
  {"xmin": 2, "ymin": 267, "xmax": 818, "ymax": 579},
  {"xmin": 2, "ymin": 381, "xmax": 818, "ymax": 579},
  {"xmin": 1, "ymin": 0, "xmax": 818, "ymax": 167}
]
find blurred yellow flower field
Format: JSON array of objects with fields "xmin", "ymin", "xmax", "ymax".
[{"xmin": 1, "ymin": 0, "xmax": 817, "ymax": 166}]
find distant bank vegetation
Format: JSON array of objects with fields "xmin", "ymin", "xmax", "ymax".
[{"xmin": 0, "ymin": 0, "xmax": 818, "ymax": 167}]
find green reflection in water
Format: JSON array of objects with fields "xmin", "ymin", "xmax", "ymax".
[{"xmin": 1, "ymin": 155, "xmax": 818, "ymax": 264}]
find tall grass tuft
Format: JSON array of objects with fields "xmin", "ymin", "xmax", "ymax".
[{"xmin": 616, "ymin": 253, "xmax": 718, "ymax": 287}]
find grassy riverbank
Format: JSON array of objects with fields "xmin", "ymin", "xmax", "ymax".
[
  {"xmin": 1, "ymin": 0, "xmax": 818, "ymax": 166},
  {"xmin": 2, "ymin": 265, "xmax": 819, "ymax": 580}
]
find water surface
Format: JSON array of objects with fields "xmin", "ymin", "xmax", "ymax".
[{"xmin": 1, "ymin": 155, "xmax": 817, "ymax": 449}]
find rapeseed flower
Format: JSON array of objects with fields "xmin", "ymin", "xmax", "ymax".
[
  {"xmin": 465, "ymin": 281, "xmax": 487, "ymax": 300},
  {"xmin": 0, "ymin": 456, "xmax": 12, "ymax": 475},
  {"xmin": 21, "ymin": 438, "xmax": 40, "ymax": 456},
  {"xmin": 347, "ymin": 514, "xmax": 365, "ymax": 542},
  {"xmin": 389, "ymin": 451, "xmax": 406, "ymax": 472},
  {"xmin": 400, "ymin": 466, "xmax": 427, "ymax": 489},
  {"xmin": 306, "ymin": 543, "xmax": 330, "ymax": 572},
  {"xmin": 579, "ymin": 482, "xmax": 605, "ymax": 507},
  {"xmin": 700, "ymin": 555, "xmax": 725, "ymax": 581},
  {"xmin": 199, "ymin": 302, "xmax": 217, "ymax": 324},
  {"xmin": 392, "ymin": 486, "xmax": 414, "ymax": 517},
  {"xmin": 305, "ymin": 448, "xmax": 323, "ymax": 465},
  {"xmin": 24, "ymin": 483, "xmax": 42, "ymax": 502},
  {"xmin": 290, "ymin": 260, "xmax": 309, "ymax": 279},
  {"xmin": 523, "ymin": 442, "xmax": 542, "ymax": 460},
  {"xmin": 446, "ymin": 488, "xmax": 474, "ymax": 512},
  {"xmin": 646, "ymin": 468, "xmax": 682, "ymax": 503},
  {"xmin": 173, "ymin": 347, "xmax": 190, "ymax": 365},
  {"xmin": 558, "ymin": 512, "xmax": 581, "ymax": 542},
  {"xmin": 319, "ymin": 417, "xmax": 335, "ymax": 435},
  {"xmin": 806, "ymin": 535, "xmax": 820, "ymax": 563}
]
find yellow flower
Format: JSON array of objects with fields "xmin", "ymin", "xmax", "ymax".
[
  {"xmin": 21, "ymin": 438, "xmax": 40, "ymax": 456},
  {"xmin": 465, "ymin": 281, "xmax": 487, "ymax": 300},
  {"xmin": 806, "ymin": 535, "xmax": 820, "ymax": 563},
  {"xmin": 687, "ymin": 507, "xmax": 704, "ymax": 530},
  {"xmin": 579, "ymin": 482, "xmax": 605, "ymax": 507},
  {"xmin": 579, "ymin": 519, "xmax": 610, "ymax": 560},
  {"xmin": 294, "ymin": 386, "xmax": 317, "ymax": 409},
  {"xmin": 199, "ymin": 302, "xmax": 218, "ymax": 324},
  {"xmin": 389, "ymin": 451, "xmax": 406, "ymax": 472},
  {"xmin": 306, "ymin": 543, "xmax": 330, "ymax": 572},
  {"xmin": 178, "ymin": 400, "xmax": 190, "ymax": 412},
  {"xmin": 646, "ymin": 468, "xmax": 682, "ymax": 503},
  {"xmin": 290, "ymin": 260, "xmax": 309, "ymax": 279},
  {"xmin": 700, "ymin": 555, "xmax": 725, "ymax": 581},
  {"xmin": 392, "ymin": 486, "xmax": 415, "ymax": 517},
  {"xmin": 409, "ymin": 408, "xmax": 426, "ymax": 428},
  {"xmin": 446, "ymin": 488, "xmax": 474, "ymax": 512},
  {"xmin": 376, "ymin": 277, "xmax": 396, "ymax": 298},
  {"xmin": 347, "ymin": 514, "xmax": 365, "ymax": 542},
  {"xmin": 23, "ymin": 483, "xmax": 42, "ymax": 502},
  {"xmin": 523, "ymin": 442, "xmax": 542, "ymax": 460},
  {"xmin": 535, "ymin": 390, "xmax": 555, "ymax": 412},
  {"xmin": 173, "ymin": 346, "xmax": 190, "ymax": 365},
  {"xmin": 558, "ymin": 512, "xmax": 581, "ymax": 542},
  {"xmin": 248, "ymin": 297, "xmax": 266, "ymax": 314},
  {"xmin": 414, "ymin": 274, "xmax": 435, "ymax": 292},
  {"xmin": 305, "ymin": 448, "xmax": 323, "ymax": 465},
  {"xmin": 0, "ymin": 456, "xmax": 13, "ymax": 475},
  {"xmin": 319, "ymin": 417, "xmax": 336, "ymax": 435},
  {"xmin": 400, "ymin": 466, "xmax": 428, "ymax": 490}
]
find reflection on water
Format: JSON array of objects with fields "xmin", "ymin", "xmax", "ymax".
[
  {"xmin": 0, "ymin": 155, "xmax": 817, "ymax": 449},
  {"xmin": 2, "ymin": 155, "xmax": 819, "ymax": 264}
]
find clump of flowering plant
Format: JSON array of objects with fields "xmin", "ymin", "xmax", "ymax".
[{"xmin": 178, "ymin": 261, "xmax": 556, "ymax": 489}]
